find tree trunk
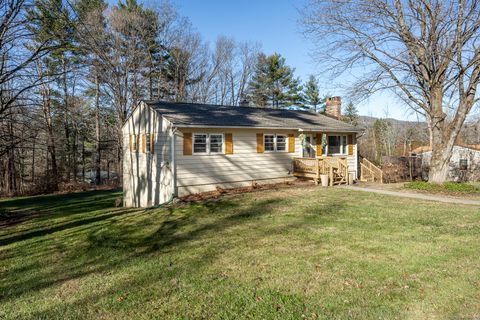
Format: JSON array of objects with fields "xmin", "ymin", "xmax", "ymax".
[
  {"xmin": 82, "ymin": 137, "xmax": 85, "ymax": 183},
  {"xmin": 62, "ymin": 56, "xmax": 70, "ymax": 182},
  {"xmin": 427, "ymin": 89, "xmax": 455, "ymax": 184},
  {"xmin": 43, "ymin": 93, "xmax": 58, "ymax": 191},
  {"xmin": 31, "ymin": 138, "xmax": 35, "ymax": 182},
  {"xmin": 428, "ymin": 143, "xmax": 453, "ymax": 183},
  {"xmin": 95, "ymin": 72, "xmax": 101, "ymax": 185}
]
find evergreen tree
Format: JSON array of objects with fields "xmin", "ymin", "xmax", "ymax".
[
  {"xmin": 247, "ymin": 53, "xmax": 303, "ymax": 108},
  {"xmin": 303, "ymin": 75, "xmax": 321, "ymax": 112},
  {"xmin": 27, "ymin": 0, "xmax": 79, "ymax": 186},
  {"xmin": 342, "ymin": 102, "xmax": 359, "ymax": 126}
]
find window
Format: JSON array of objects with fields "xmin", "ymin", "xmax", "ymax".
[
  {"xmin": 459, "ymin": 159, "xmax": 468, "ymax": 170},
  {"xmin": 276, "ymin": 135, "xmax": 287, "ymax": 151},
  {"xmin": 193, "ymin": 133, "xmax": 224, "ymax": 154},
  {"xmin": 145, "ymin": 133, "xmax": 151, "ymax": 153},
  {"xmin": 328, "ymin": 135, "xmax": 347, "ymax": 155},
  {"xmin": 193, "ymin": 134, "xmax": 208, "ymax": 153},
  {"xmin": 210, "ymin": 134, "xmax": 223, "ymax": 153},
  {"xmin": 264, "ymin": 134, "xmax": 275, "ymax": 151},
  {"xmin": 264, "ymin": 134, "xmax": 288, "ymax": 152}
]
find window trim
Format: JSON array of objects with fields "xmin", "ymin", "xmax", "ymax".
[
  {"xmin": 192, "ymin": 133, "xmax": 225, "ymax": 155},
  {"xmin": 327, "ymin": 134, "xmax": 348, "ymax": 156},
  {"xmin": 263, "ymin": 133, "xmax": 288, "ymax": 153}
]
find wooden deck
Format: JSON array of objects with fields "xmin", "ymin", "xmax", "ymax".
[{"xmin": 293, "ymin": 157, "xmax": 349, "ymax": 186}]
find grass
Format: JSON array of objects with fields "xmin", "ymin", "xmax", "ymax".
[
  {"xmin": 405, "ymin": 181, "xmax": 480, "ymax": 194},
  {"xmin": 0, "ymin": 187, "xmax": 479, "ymax": 319}
]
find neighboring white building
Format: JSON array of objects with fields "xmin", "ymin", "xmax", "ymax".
[
  {"xmin": 123, "ymin": 100, "xmax": 363, "ymax": 207},
  {"xmin": 412, "ymin": 144, "xmax": 480, "ymax": 182}
]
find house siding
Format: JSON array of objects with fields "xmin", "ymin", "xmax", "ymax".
[
  {"xmin": 174, "ymin": 128, "xmax": 359, "ymax": 196},
  {"xmin": 123, "ymin": 102, "xmax": 173, "ymax": 207},
  {"xmin": 123, "ymin": 105, "xmax": 361, "ymax": 207}
]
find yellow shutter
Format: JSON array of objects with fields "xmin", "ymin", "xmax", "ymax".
[
  {"xmin": 316, "ymin": 133, "xmax": 323, "ymax": 156},
  {"xmin": 183, "ymin": 133, "xmax": 192, "ymax": 155},
  {"xmin": 348, "ymin": 134, "xmax": 353, "ymax": 155},
  {"xmin": 225, "ymin": 133, "xmax": 233, "ymax": 154},
  {"xmin": 288, "ymin": 134, "xmax": 295, "ymax": 153},
  {"xmin": 136, "ymin": 135, "xmax": 140, "ymax": 152},
  {"xmin": 142, "ymin": 134, "xmax": 146, "ymax": 153},
  {"xmin": 150, "ymin": 133, "xmax": 154, "ymax": 153},
  {"xmin": 129, "ymin": 134, "xmax": 132, "ymax": 152},
  {"xmin": 256, "ymin": 133, "xmax": 264, "ymax": 153}
]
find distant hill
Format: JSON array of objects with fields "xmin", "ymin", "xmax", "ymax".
[{"xmin": 358, "ymin": 115, "xmax": 427, "ymax": 128}]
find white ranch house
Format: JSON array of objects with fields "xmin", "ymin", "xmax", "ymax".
[{"xmin": 123, "ymin": 99, "xmax": 364, "ymax": 207}]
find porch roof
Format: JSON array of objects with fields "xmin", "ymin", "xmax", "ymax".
[{"xmin": 146, "ymin": 101, "xmax": 364, "ymax": 133}]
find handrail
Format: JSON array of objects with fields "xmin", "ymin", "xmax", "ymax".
[
  {"xmin": 360, "ymin": 158, "xmax": 383, "ymax": 183},
  {"xmin": 293, "ymin": 157, "xmax": 349, "ymax": 185}
]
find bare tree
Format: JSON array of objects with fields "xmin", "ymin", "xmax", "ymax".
[
  {"xmin": 0, "ymin": 0, "xmax": 54, "ymax": 121},
  {"xmin": 302, "ymin": 0, "xmax": 480, "ymax": 183}
]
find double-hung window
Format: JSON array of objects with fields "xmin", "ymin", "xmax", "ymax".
[
  {"xmin": 328, "ymin": 135, "xmax": 347, "ymax": 155},
  {"xmin": 264, "ymin": 134, "xmax": 275, "ymax": 151},
  {"xmin": 264, "ymin": 134, "xmax": 287, "ymax": 152},
  {"xmin": 193, "ymin": 133, "xmax": 223, "ymax": 154},
  {"xmin": 209, "ymin": 134, "xmax": 223, "ymax": 153},
  {"xmin": 276, "ymin": 135, "xmax": 287, "ymax": 151}
]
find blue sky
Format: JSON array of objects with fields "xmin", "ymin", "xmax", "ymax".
[{"xmin": 147, "ymin": 0, "xmax": 419, "ymax": 120}]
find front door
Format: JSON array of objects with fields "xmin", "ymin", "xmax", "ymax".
[{"xmin": 302, "ymin": 135, "xmax": 316, "ymax": 158}]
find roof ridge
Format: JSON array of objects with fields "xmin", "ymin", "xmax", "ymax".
[{"xmin": 146, "ymin": 99, "xmax": 321, "ymax": 115}]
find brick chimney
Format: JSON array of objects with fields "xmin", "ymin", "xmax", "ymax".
[{"xmin": 325, "ymin": 96, "xmax": 342, "ymax": 119}]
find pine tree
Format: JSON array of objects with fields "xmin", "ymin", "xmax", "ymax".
[
  {"xmin": 27, "ymin": 0, "xmax": 79, "ymax": 188},
  {"xmin": 247, "ymin": 53, "xmax": 303, "ymax": 108},
  {"xmin": 303, "ymin": 75, "xmax": 322, "ymax": 112},
  {"xmin": 342, "ymin": 102, "xmax": 359, "ymax": 126}
]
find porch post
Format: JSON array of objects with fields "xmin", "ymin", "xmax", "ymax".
[{"xmin": 329, "ymin": 165, "xmax": 333, "ymax": 186}]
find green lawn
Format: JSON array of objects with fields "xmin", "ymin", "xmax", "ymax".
[
  {"xmin": 405, "ymin": 181, "xmax": 480, "ymax": 195},
  {"xmin": 1, "ymin": 187, "xmax": 479, "ymax": 319}
]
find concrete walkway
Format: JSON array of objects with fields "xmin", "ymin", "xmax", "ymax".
[{"xmin": 340, "ymin": 185, "xmax": 480, "ymax": 206}]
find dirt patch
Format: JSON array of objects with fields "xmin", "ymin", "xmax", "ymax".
[{"xmin": 179, "ymin": 179, "xmax": 315, "ymax": 203}]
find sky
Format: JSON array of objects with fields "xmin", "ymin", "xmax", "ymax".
[{"xmin": 147, "ymin": 0, "xmax": 420, "ymax": 121}]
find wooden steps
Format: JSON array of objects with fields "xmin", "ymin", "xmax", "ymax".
[{"xmin": 359, "ymin": 158, "xmax": 383, "ymax": 183}]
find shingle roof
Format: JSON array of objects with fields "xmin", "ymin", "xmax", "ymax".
[{"xmin": 146, "ymin": 101, "xmax": 364, "ymax": 132}]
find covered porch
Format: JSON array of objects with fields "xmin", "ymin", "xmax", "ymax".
[{"xmin": 292, "ymin": 156, "xmax": 349, "ymax": 186}]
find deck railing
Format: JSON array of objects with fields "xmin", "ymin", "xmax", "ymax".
[
  {"xmin": 359, "ymin": 158, "xmax": 383, "ymax": 183},
  {"xmin": 293, "ymin": 157, "xmax": 348, "ymax": 186}
]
